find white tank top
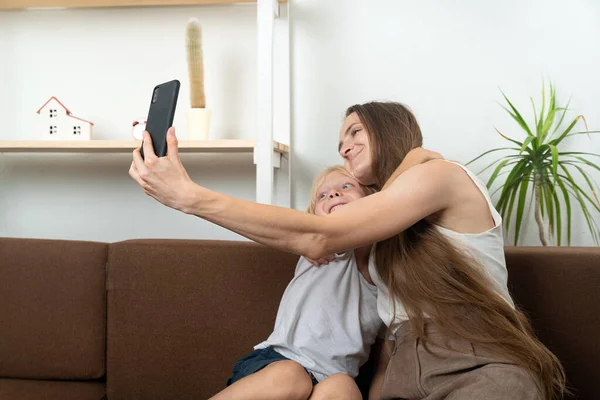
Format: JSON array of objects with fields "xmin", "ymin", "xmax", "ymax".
[
  {"xmin": 368, "ymin": 161, "xmax": 515, "ymax": 331},
  {"xmin": 255, "ymin": 251, "xmax": 383, "ymax": 382}
]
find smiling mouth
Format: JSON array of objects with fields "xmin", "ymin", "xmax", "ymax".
[
  {"xmin": 329, "ymin": 203, "xmax": 346, "ymax": 214},
  {"xmin": 349, "ymin": 148, "xmax": 363, "ymax": 164}
]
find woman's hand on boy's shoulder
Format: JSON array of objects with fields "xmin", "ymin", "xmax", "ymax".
[{"xmin": 306, "ymin": 254, "xmax": 336, "ymax": 266}]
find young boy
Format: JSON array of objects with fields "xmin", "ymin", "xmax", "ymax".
[{"xmin": 210, "ymin": 166, "xmax": 382, "ymax": 400}]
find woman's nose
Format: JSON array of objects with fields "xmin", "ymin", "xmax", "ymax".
[{"xmin": 340, "ymin": 144, "xmax": 353, "ymax": 157}]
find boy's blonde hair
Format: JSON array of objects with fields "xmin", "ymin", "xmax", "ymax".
[{"xmin": 307, "ymin": 165, "xmax": 376, "ymax": 214}]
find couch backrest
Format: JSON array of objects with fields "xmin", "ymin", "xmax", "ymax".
[
  {"xmin": 105, "ymin": 241, "xmax": 599, "ymax": 399},
  {"xmin": 0, "ymin": 238, "xmax": 107, "ymax": 380},
  {"xmin": 105, "ymin": 239, "xmax": 298, "ymax": 399},
  {"xmin": 505, "ymin": 246, "xmax": 600, "ymax": 400},
  {"xmin": 2, "ymin": 237, "xmax": 597, "ymax": 399}
]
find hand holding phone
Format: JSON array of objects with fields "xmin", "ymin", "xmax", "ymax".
[{"xmin": 140, "ymin": 80, "xmax": 180, "ymax": 160}]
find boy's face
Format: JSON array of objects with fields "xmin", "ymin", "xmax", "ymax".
[{"xmin": 314, "ymin": 171, "xmax": 366, "ymax": 217}]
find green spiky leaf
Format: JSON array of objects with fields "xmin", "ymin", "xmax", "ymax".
[
  {"xmin": 501, "ymin": 90, "xmax": 534, "ymax": 137},
  {"xmin": 466, "ymin": 81, "xmax": 600, "ymax": 246}
]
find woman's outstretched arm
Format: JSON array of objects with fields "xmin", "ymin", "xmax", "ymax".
[{"xmin": 129, "ymin": 128, "xmax": 453, "ymax": 259}]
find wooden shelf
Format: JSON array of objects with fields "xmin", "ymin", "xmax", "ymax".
[
  {"xmin": 1, "ymin": 0, "xmax": 290, "ymax": 206},
  {"xmin": 0, "ymin": 140, "xmax": 289, "ymax": 154},
  {"xmin": 0, "ymin": 0, "xmax": 286, "ymax": 9}
]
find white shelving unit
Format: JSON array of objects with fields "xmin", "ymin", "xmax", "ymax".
[
  {"xmin": 0, "ymin": 0, "xmax": 291, "ymax": 207},
  {"xmin": 0, "ymin": 140, "xmax": 289, "ymax": 154},
  {"xmin": 256, "ymin": 0, "xmax": 290, "ymax": 206},
  {"xmin": 0, "ymin": 0, "xmax": 288, "ymax": 10}
]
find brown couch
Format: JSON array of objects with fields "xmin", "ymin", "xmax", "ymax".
[{"xmin": 0, "ymin": 238, "xmax": 598, "ymax": 399}]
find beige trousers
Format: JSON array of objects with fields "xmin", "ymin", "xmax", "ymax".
[{"xmin": 380, "ymin": 322, "xmax": 542, "ymax": 400}]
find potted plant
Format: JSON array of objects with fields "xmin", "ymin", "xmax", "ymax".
[
  {"xmin": 467, "ymin": 81, "xmax": 600, "ymax": 246},
  {"xmin": 185, "ymin": 18, "xmax": 211, "ymax": 140}
]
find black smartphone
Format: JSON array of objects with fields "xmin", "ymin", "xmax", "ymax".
[{"xmin": 140, "ymin": 80, "xmax": 180, "ymax": 159}]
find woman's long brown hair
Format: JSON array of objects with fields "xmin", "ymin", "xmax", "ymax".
[{"xmin": 346, "ymin": 101, "xmax": 566, "ymax": 400}]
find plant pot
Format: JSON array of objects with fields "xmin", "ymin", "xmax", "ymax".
[{"xmin": 186, "ymin": 108, "xmax": 211, "ymax": 140}]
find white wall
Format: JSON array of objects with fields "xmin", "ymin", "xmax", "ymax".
[
  {"xmin": 0, "ymin": 4, "xmax": 262, "ymax": 242},
  {"xmin": 290, "ymin": 0, "xmax": 600, "ymax": 246},
  {"xmin": 1, "ymin": 0, "xmax": 598, "ymax": 245}
]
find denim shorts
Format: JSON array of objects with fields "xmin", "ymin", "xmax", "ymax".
[{"xmin": 226, "ymin": 347, "xmax": 319, "ymax": 386}]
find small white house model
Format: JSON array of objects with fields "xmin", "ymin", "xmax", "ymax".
[{"xmin": 36, "ymin": 97, "xmax": 94, "ymax": 140}]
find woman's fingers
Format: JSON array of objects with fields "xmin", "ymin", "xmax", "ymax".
[
  {"xmin": 129, "ymin": 160, "xmax": 143, "ymax": 185},
  {"xmin": 129, "ymin": 159, "xmax": 154, "ymax": 196},
  {"xmin": 306, "ymin": 257, "xmax": 319, "ymax": 265},
  {"xmin": 142, "ymin": 131, "xmax": 158, "ymax": 162},
  {"xmin": 128, "ymin": 128, "xmax": 197, "ymax": 212},
  {"xmin": 131, "ymin": 146, "xmax": 150, "ymax": 182},
  {"xmin": 307, "ymin": 257, "xmax": 327, "ymax": 266},
  {"xmin": 166, "ymin": 127, "xmax": 181, "ymax": 160},
  {"xmin": 306, "ymin": 254, "xmax": 337, "ymax": 266}
]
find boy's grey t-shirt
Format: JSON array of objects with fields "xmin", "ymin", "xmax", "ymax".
[{"xmin": 254, "ymin": 251, "xmax": 383, "ymax": 382}]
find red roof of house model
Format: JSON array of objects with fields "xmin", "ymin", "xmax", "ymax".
[
  {"xmin": 36, "ymin": 96, "xmax": 94, "ymax": 126},
  {"xmin": 36, "ymin": 96, "xmax": 71, "ymax": 114},
  {"xmin": 67, "ymin": 114, "xmax": 94, "ymax": 126}
]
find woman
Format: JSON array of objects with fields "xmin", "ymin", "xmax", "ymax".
[{"xmin": 129, "ymin": 101, "xmax": 566, "ymax": 400}]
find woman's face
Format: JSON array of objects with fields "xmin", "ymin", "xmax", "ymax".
[{"xmin": 338, "ymin": 112, "xmax": 376, "ymax": 186}]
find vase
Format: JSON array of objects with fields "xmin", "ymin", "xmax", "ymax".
[{"xmin": 186, "ymin": 108, "xmax": 211, "ymax": 140}]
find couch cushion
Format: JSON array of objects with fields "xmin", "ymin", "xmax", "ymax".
[
  {"xmin": 106, "ymin": 239, "xmax": 297, "ymax": 400},
  {"xmin": 0, "ymin": 238, "xmax": 108, "ymax": 380},
  {"xmin": 0, "ymin": 379, "xmax": 105, "ymax": 400},
  {"xmin": 505, "ymin": 246, "xmax": 600, "ymax": 400}
]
